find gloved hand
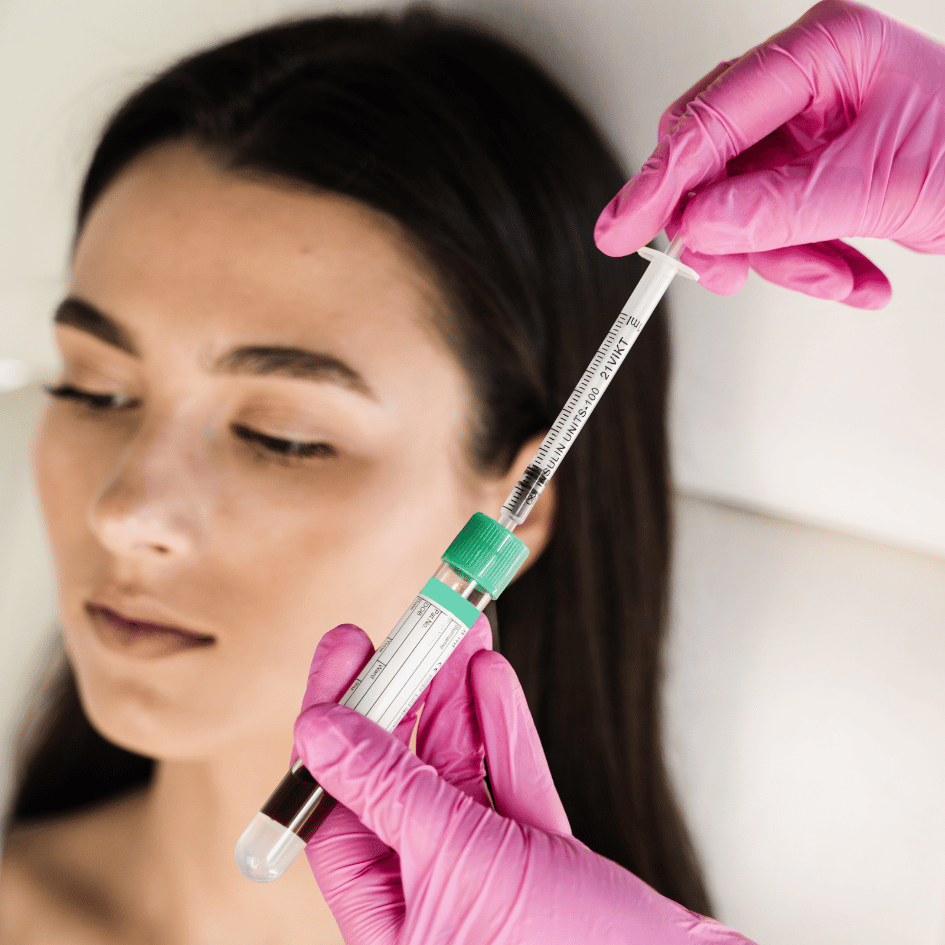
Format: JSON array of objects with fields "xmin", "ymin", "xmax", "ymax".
[
  {"xmin": 294, "ymin": 619, "xmax": 754, "ymax": 945},
  {"xmin": 595, "ymin": 0, "xmax": 945, "ymax": 308}
]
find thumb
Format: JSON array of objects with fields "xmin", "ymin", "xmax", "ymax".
[
  {"xmin": 678, "ymin": 138, "xmax": 893, "ymax": 308},
  {"xmin": 748, "ymin": 240, "xmax": 891, "ymax": 309},
  {"xmin": 295, "ymin": 702, "xmax": 491, "ymax": 867}
]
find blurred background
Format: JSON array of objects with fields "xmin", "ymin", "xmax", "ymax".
[{"xmin": 1, "ymin": 0, "xmax": 944, "ymax": 941}]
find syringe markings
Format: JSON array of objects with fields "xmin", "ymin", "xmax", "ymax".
[{"xmin": 501, "ymin": 242, "xmax": 695, "ymax": 526}]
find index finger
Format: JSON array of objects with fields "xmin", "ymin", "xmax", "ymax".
[
  {"xmin": 291, "ymin": 623, "xmax": 375, "ymax": 767},
  {"xmin": 656, "ymin": 59, "xmax": 736, "ymax": 143},
  {"xmin": 595, "ymin": 2, "xmax": 859, "ymax": 255}
]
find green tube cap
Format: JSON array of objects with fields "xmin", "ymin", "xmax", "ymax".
[{"xmin": 442, "ymin": 513, "xmax": 529, "ymax": 599}]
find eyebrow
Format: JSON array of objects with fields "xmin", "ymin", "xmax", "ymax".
[{"xmin": 54, "ymin": 297, "xmax": 375, "ymax": 398}]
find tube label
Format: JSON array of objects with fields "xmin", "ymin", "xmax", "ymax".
[{"xmin": 339, "ymin": 579, "xmax": 480, "ymax": 732}]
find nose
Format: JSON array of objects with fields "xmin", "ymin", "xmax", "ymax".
[{"xmin": 89, "ymin": 422, "xmax": 201, "ymax": 559}]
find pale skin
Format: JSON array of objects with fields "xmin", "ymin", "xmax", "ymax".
[{"xmin": 0, "ymin": 143, "xmax": 555, "ymax": 945}]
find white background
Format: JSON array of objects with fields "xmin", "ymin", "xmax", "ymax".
[{"xmin": 1, "ymin": 1, "xmax": 944, "ymax": 942}]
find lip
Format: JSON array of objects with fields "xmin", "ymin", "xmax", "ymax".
[{"xmin": 86, "ymin": 602, "xmax": 216, "ymax": 658}]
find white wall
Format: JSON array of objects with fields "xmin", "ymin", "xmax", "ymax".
[
  {"xmin": 0, "ymin": 388, "xmax": 56, "ymax": 813},
  {"xmin": 1, "ymin": 0, "xmax": 944, "ymax": 941},
  {"xmin": 668, "ymin": 496, "xmax": 945, "ymax": 945}
]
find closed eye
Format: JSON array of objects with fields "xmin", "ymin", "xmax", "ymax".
[
  {"xmin": 231, "ymin": 423, "xmax": 338, "ymax": 462},
  {"xmin": 45, "ymin": 384, "xmax": 337, "ymax": 464},
  {"xmin": 44, "ymin": 383, "xmax": 139, "ymax": 411}
]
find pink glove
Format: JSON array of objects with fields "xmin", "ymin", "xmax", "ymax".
[
  {"xmin": 294, "ymin": 620, "xmax": 754, "ymax": 945},
  {"xmin": 595, "ymin": 0, "xmax": 945, "ymax": 308}
]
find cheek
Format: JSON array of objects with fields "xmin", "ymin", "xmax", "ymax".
[{"xmin": 206, "ymin": 447, "xmax": 473, "ymax": 663}]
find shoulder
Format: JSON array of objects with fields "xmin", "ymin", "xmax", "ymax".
[{"xmin": 0, "ymin": 793, "xmax": 146, "ymax": 945}]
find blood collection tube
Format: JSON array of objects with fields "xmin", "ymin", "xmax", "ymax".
[{"xmin": 235, "ymin": 512, "xmax": 528, "ymax": 881}]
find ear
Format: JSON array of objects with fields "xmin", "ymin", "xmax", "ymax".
[{"xmin": 481, "ymin": 432, "xmax": 556, "ymax": 579}]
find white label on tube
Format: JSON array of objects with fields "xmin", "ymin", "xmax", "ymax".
[{"xmin": 340, "ymin": 590, "xmax": 470, "ymax": 732}]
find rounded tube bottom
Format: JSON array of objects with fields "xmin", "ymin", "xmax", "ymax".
[{"xmin": 235, "ymin": 812, "xmax": 307, "ymax": 882}]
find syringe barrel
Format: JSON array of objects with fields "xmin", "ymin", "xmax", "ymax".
[
  {"xmin": 235, "ymin": 514, "xmax": 528, "ymax": 883},
  {"xmin": 500, "ymin": 242, "xmax": 697, "ymax": 528}
]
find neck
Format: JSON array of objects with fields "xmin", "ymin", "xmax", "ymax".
[{"xmin": 126, "ymin": 731, "xmax": 342, "ymax": 944}]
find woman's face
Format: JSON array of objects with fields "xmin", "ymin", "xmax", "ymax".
[{"xmin": 36, "ymin": 143, "xmax": 516, "ymax": 760}]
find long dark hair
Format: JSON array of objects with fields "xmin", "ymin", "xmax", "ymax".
[{"xmin": 10, "ymin": 8, "xmax": 710, "ymax": 913}]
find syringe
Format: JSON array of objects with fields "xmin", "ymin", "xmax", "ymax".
[
  {"xmin": 235, "ymin": 235, "xmax": 698, "ymax": 882},
  {"xmin": 497, "ymin": 235, "xmax": 697, "ymax": 528}
]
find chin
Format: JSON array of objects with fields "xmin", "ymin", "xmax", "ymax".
[
  {"xmin": 65, "ymin": 654, "xmax": 300, "ymax": 772},
  {"xmin": 59, "ymin": 598, "xmax": 309, "ymax": 765},
  {"xmin": 72, "ymin": 660, "xmax": 228, "ymax": 760}
]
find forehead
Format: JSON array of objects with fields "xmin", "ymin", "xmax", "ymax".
[{"xmin": 69, "ymin": 143, "xmax": 458, "ymax": 398}]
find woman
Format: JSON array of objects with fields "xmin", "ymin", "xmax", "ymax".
[{"xmin": 0, "ymin": 9, "xmax": 714, "ymax": 942}]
